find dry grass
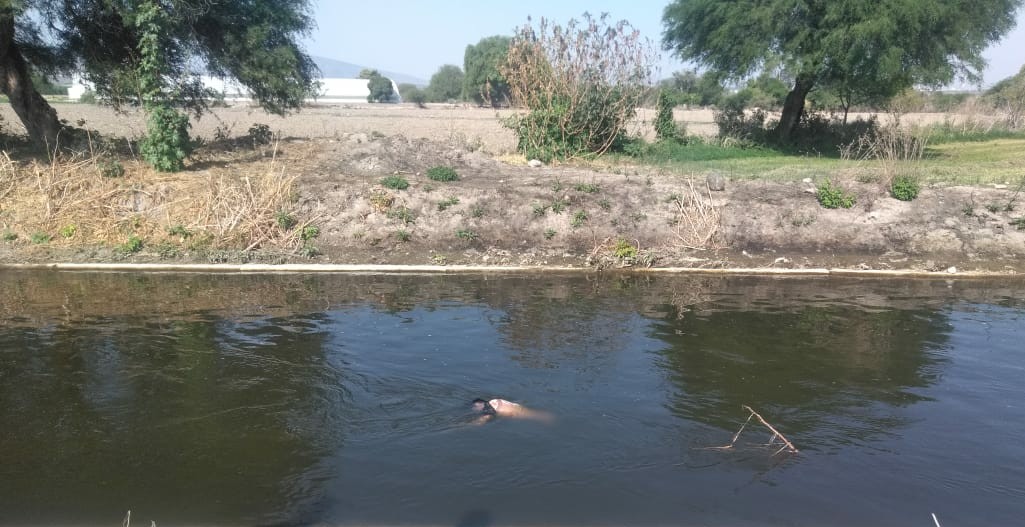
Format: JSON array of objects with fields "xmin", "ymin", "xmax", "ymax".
[
  {"xmin": 0, "ymin": 142, "xmax": 319, "ymax": 254},
  {"xmin": 669, "ymin": 178, "xmax": 724, "ymax": 251}
]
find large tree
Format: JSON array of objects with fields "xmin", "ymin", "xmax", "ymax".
[
  {"xmin": 663, "ymin": 0, "xmax": 1023, "ymax": 141},
  {"xmin": 426, "ymin": 64, "xmax": 463, "ymax": 102},
  {"xmin": 0, "ymin": 0, "xmax": 318, "ymax": 148},
  {"xmin": 463, "ymin": 35, "xmax": 510, "ymax": 107}
]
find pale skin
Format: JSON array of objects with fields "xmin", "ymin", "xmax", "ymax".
[{"xmin": 472, "ymin": 398, "xmax": 553, "ymax": 424}]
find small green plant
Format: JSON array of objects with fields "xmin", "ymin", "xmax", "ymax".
[
  {"xmin": 58, "ymin": 224, "xmax": 77, "ymax": 238},
  {"xmin": 388, "ymin": 206, "xmax": 416, "ymax": 224},
  {"xmin": 167, "ymin": 224, "xmax": 192, "ymax": 238},
  {"xmin": 78, "ymin": 90, "xmax": 97, "ymax": 104},
  {"xmin": 551, "ymin": 179, "xmax": 564, "ymax": 192},
  {"xmin": 574, "ymin": 183, "xmax": 600, "ymax": 193},
  {"xmin": 30, "ymin": 232, "xmax": 51, "ymax": 244},
  {"xmin": 1011, "ymin": 217, "xmax": 1025, "ymax": 231},
  {"xmin": 456, "ymin": 229, "xmax": 478, "ymax": 241},
  {"xmin": 816, "ymin": 180, "xmax": 857, "ymax": 209},
  {"xmin": 985, "ymin": 202, "xmax": 1001, "ymax": 213},
  {"xmin": 301, "ymin": 225, "xmax": 320, "ymax": 241},
  {"xmin": 532, "ymin": 203, "xmax": 548, "ymax": 217},
  {"xmin": 962, "ymin": 203, "xmax": 975, "ymax": 217},
  {"xmin": 422, "ymin": 183, "xmax": 435, "ymax": 193},
  {"xmin": 426, "ymin": 166, "xmax": 459, "ymax": 182},
  {"xmin": 2, "ymin": 230, "xmax": 16, "ymax": 242},
  {"xmin": 247, "ymin": 123, "xmax": 273, "ymax": 145},
  {"xmin": 655, "ymin": 89, "xmax": 679, "ymax": 141},
  {"xmin": 612, "ymin": 238, "xmax": 637, "ymax": 259},
  {"xmin": 98, "ymin": 159, "xmax": 125, "ymax": 178},
  {"xmin": 437, "ymin": 196, "xmax": 460, "ymax": 211},
  {"xmin": 543, "ymin": 228, "xmax": 557, "ymax": 240},
  {"xmin": 396, "ymin": 229, "xmax": 412, "ymax": 241},
  {"xmin": 431, "ymin": 254, "xmax": 448, "ymax": 265},
  {"xmin": 890, "ymin": 175, "xmax": 920, "ymax": 201},
  {"xmin": 119, "ymin": 235, "xmax": 143, "ymax": 254},
  {"xmin": 299, "ymin": 244, "xmax": 320, "ymax": 258},
  {"xmin": 470, "ymin": 205, "xmax": 486, "ymax": 218},
  {"xmin": 380, "ymin": 175, "xmax": 410, "ymax": 190},
  {"xmin": 275, "ymin": 211, "xmax": 298, "ymax": 230},
  {"xmin": 598, "ymin": 198, "xmax": 612, "ymax": 211},
  {"xmin": 571, "ymin": 210, "xmax": 588, "ymax": 228},
  {"xmin": 140, "ymin": 104, "xmax": 193, "ymax": 172},
  {"xmin": 550, "ymin": 198, "xmax": 567, "ymax": 214},
  {"xmin": 154, "ymin": 241, "xmax": 181, "ymax": 258}
]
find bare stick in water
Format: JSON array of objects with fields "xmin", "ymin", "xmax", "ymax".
[
  {"xmin": 932, "ymin": 513, "xmax": 942, "ymax": 527},
  {"xmin": 122, "ymin": 510, "xmax": 131, "ymax": 527},
  {"xmin": 706, "ymin": 405, "xmax": 798, "ymax": 455}
]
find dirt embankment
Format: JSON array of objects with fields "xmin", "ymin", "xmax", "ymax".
[{"xmin": 2, "ymin": 131, "xmax": 1023, "ymax": 274}]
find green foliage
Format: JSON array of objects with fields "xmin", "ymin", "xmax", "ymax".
[
  {"xmin": 455, "ymin": 229, "xmax": 478, "ymax": 241},
  {"xmin": 1011, "ymin": 217, "xmax": 1025, "ymax": 231},
  {"xmin": 543, "ymin": 228, "xmax": 557, "ymax": 240},
  {"xmin": 890, "ymin": 175, "xmax": 921, "ymax": 201},
  {"xmin": 612, "ymin": 238, "xmax": 637, "ymax": 259},
  {"xmin": 140, "ymin": 105, "xmax": 192, "ymax": 171},
  {"xmin": 398, "ymin": 83, "xmax": 428, "ymax": 107},
  {"xmin": 396, "ymin": 229, "xmax": 412, "ymax": 242},
  {"xmin": 167, "ymin": 225, "xmax": 192, "ymax": 238},
  {"xmin": 663, "ymin": 0, "xmax": 1023, "ymax": 141},
  {"xmin": 31, "ymin": 73, "xmax": 67, "ymax": 96},
  {"xmin": 659, "ymin": 69, "xmax": 725, "ymax": 107},
  {"xmin": 59, "ymin": 224, "xmax": 77, "ymax": 238},
  {"xmin": 248, "ymin": 123, "xmax": 273, "ymax": 145},
  {"xmin": 300, "ymin": 225, "xmax": 320, "ymax": 241},
  {"xmin": 550, "ymin": 198, "xmax": 567, "ymax": 214},
  {"xmin": 30, "ymin": 232, "xmax": 51, "ymax": 244},
  {"xmin": 426, "ymin": 166, "xmax": 459, "ymax": 182},
  {"xmin": 427, "ymin": 65, "xmax": 464, "ymax": 102},
  {"xmin": 98, "ymin": 158, "xmax": 125, "ymax": 178},
  {"xmin": 437, "ymin": 196, "xmax": 460, "ymax": 211},
  {"xmin": 78, "ymin": 91, "xmax": 97, "ymax": 104},
  {"xmin": 532, "ymin": 203, "xmax": 548, "ymax": 217},
  {"xmin": 367, "ymin": 75, "xmax": 396, "ymax": 103},
  {"xmin": 571, "ymin": 210, "xmax": 588, "ymax": 228},
  {"xmin": 463, "ymin": 36, "xmax": 511, "ymax": 106},
  {"xmin": 598, "ymin": 198, "xmax": 612, "ymax": 211},
  {"xmin": 655, "ymin": 90, "xmax": 679, "ymax": 141},
  {"xmin": 275, "ymin": 211, "xmax": 298, "ymax": 230},
  {"xmin": 2, "ymin": 231, "xmax": 16, "ymax": 242},
  {"xmin": 503, "ymin": 14, "xmax": 654, "ymax": 161},
  {"xmin": 359, "ymin": 69, "xmax": 380, "ymax": 79},
  {"xmin": 380, "ymin": 175, "xmax": 409, "ymax": 190},
  {"xmin": 470, "ymin": 205, "xmax": 486, "ymax": 218},
  {"xmin": 984, "ymin": 65, "xmax": 1025, "ymax": 130},
  {"xmin": 816, "ymin": 180, "xmax": 857, "ymax": 209},
  {"xmin": 119, "ymin": 236, "xmax": 144, "ymax": 254},
  {"xmin": 574, "ymin": 183, "xmax": 600, "ymax": 193}
]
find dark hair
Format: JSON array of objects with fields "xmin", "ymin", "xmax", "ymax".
[{"xmin": 472, "ymin": 398, "xmax": 496, "ymax": 415}]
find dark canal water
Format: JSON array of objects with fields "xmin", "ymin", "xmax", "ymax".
[{"xmin": 1, "ymin": 270, "xmax": 1023, "ymax": 526}]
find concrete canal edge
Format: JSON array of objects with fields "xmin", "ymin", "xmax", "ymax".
[{"xmin": 0, "ymin": 262, "xmax": 1019, "ymax": 278}]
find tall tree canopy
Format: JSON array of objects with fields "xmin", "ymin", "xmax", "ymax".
[
  {"xmin": 0, "ymin": 0, "xmax": 318, "ymax": 148},
  {"xmin": 463, "ymin": 35, "xmax": 510, "ymax": 107},
  {"xmin": 426, "ymin": 64, "xmax": 464, "ymax": 102},
  {"xmin": 663, "ymin": 0, "xmax": 1023, "ymax": 140}
]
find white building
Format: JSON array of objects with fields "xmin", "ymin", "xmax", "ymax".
[{"xmin": 66, "ymin": 75, "xmax": 403, "ymax": 104}]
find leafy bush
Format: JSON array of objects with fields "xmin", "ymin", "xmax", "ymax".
[
  {"xmin": 380, "ymin": 175, "xmax": 409, "ymax": 190},
  {"xmin": 574, "ymin": 183, "xmax": 600, "ymax": 193},
  {"xmin": 367, "ymin": 75, "xmax": 396, "ymax": 103},
  {"xmin": 248, "ymin": 123, "xmax": 273, "ymax": 145},
  {"xmin": 140, "ymin": 105, "xmax": 192, "ymax": 172},
  {"xmin": 59, "ymin": 224, "xmax": 77, "ymax": 238},
  {"xmin": 30, "ymin": 232, "xmax": 51, "ymax": 244},
  {"xmin": 456, "ymin": 229, "xmax": 478, "ymax": 241},
  {"xmin": 571, "ymin": 210, "xmax": 588, "ymax": 228},
  {"xmin": 427, "ymin": 166, "xmax": 459, "ymax": 182},
  {"xmin": 655, "ymin": 89, "xmax": 679, "ymax": 141},
  {"xmin": 890, "ymin": 175, "xmax": 921, "ymax": 201},
  {"xmin": 816, "ymin": 180, "xmax": 857, "ymax": 209},
  {"xmin": 275, "ymin": 211, "xmax": 298, "ymax": 230},
  {"xmin": 301, "ymin": 225, "xmax": 320, "ymax": 241},
  {"xmin": 119, "ymin": 236, "xmax": 143, "ymax": 254},
  {"xmin": 502, "ymin": 13, "xmax": 654, "ymax": 161},
  {"xmin": 2, "ymin": 231, "xmax": 16, "ymax": 242},
  {"xmin": 98, "ymin": 159, "xmax": 125, "ymax": 178},
  {"xmin": 714, "ymin": 98, "xmax": 768, "ymax": 142},
  {"xmin": 612, "ymin": 238, "xmax": 637, "ymax": 259}
]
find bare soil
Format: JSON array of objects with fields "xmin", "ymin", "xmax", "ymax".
[{"xmin": 1, "ymin": 104, "xmax": 1023, "ymax": 273}]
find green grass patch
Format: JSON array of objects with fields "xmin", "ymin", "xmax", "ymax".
[
  {"xmin": 426, "ymin": 166, "xmax": 459, "ymax": 182},
  {"xmin": 380, "ymin": 175, "xmax": 410, "ymax": 190}
]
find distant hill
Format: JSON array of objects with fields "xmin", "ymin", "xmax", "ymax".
[{"xmin": 312, "ymin": 56, "xmax": 427, "ymax": 86}]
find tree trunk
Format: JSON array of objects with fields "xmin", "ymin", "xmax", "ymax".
[
  {"xmin": 774, "ymin": 74, "xmax": 815, "ymax": 142},
  {"xmin": 0, "ymin": 10, "xmax": 63, "ymax": 149}
]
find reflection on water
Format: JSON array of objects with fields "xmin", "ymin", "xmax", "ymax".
[{"xmin": 1, "ymin": 271, "xmax": 1023, "ymax": 526}]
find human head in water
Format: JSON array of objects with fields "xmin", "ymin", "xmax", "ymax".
[{"xmin": 472, "ymin": 398, "xmax": 496, "ymax": 415}]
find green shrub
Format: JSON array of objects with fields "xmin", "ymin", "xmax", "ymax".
[
  {"xmin": 426, "ymin": 166, "xmax": 459, "ymax": 182},
  {"xmin": 388, "ymin": 207, "xmax": 416, "ymax": 224},
  {"xmin": 98, "ymin": 159, "xmax": 125, "ymax": 178},
  {"xmin": 470, "ymin": 205, "xmax": 486, "ymax": 218},
  {"xmin": 301, "ymin": 225, "xmax": 320, "ymax": 241},
  {"xmin": 456, "ymin": 229, "xmax": 478, "ymax": 241},
  {"xmin": 816, "ymin": 180, "xmax": 857, "ymax": 209},
  {"xmin": 654, "ymin": 89, "xmax": 678, "ymax": 141},
  {"xmin": 30, "ymin": 232, "xmax": 51, "ymax": 244},
  {"xmin": 612, "ymin": 238, "xmax": 637, "ymax": 259},
  {"xmin": 437, "ymin": 196, "xmax": 460, "ymax": 211},
  {"xmin": 380, "ymin": 175, "xmax": 409, "ymax": 190},
  {"xmin": 543, "ymin": 228, "xmax": 557, "ymax": 240},
  {"xmin": 550, "ymin": 198, "xmax": 567, "ymax": 214},
  {"xmin": 890, "ymin": 175, "xmax": 921, "ymax": 201},
  {"xmin": 167, "ymin": 224, "xmax": 192, "ymax": 238},
  {"xmin": 140, "ymin": 104, "xmax": 192, "ymax": 172},
  {"xmin": 574, "ymin": 183, "xmax": 600, "ymax": 193},
  {"xmin": 571, "ymin": 210, "xmax": 588, "ymax": 228},
  {"xmin": 247, "ymin": 123, "xmax": 273, "ymax": 145},
  {"xmin": 59, "ymin": 224, "xmax": 77, "ymax": 238},
  {"xmin": 275, "ymin": 211, "xmax": 298, "ymax": 230},
  {"xmin": 396, "ymin": 229, "xmax": 412, "ymax": 241},
  {"xmin": 532, "ymin": 203, "xmax": 548, "ymax": 217},
  {"xmin": 119, "ymin": 236, "xmax": 143, "ymax": 254},
  {"xmin": 2, "ymin": 231, "xmax": 16, "ymax": 242}
]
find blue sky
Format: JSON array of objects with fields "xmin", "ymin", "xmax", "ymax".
[{"xmin": 307, "ymin": 0, "xmax": 1025, "ymax": 88}]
